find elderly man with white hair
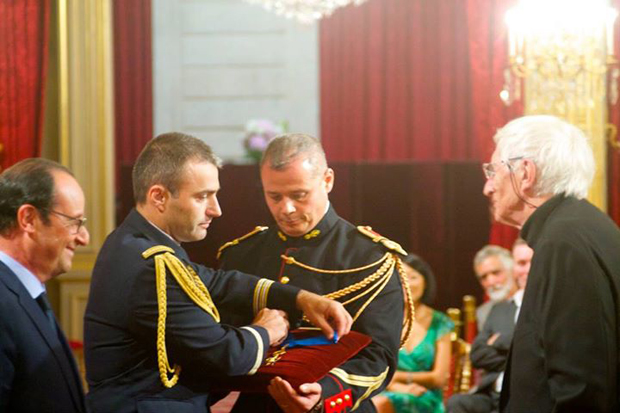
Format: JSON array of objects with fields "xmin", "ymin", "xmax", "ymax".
[{"xmin": 482, "ymin": 115, "xmax": 620, "ymax": 412}]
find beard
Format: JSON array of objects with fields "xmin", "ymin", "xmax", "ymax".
[{"xmin": 487, "ymin": 279, "xmax": 514, "ymax": 302}]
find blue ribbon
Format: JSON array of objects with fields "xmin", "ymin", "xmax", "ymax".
[{"xmin": 282, "ymin": 332, "xmax": 339, "ymax": 348}]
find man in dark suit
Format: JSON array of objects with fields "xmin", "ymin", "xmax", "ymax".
[
  {"xmin": 83, "ymin": 133, "xmax": 351, "ymax": 413},
  {"xmin": 447, "ymin": 240, "xmax": 533, "ymax": 413},
  {"xmin": 482, "ymin": 115, "xmax": 620, "ymax": 412},
  {"xmin": 0, "ymin": 158, "xmax": 89, "ymax": 413},
  {"xmin": 219, "ymin": 134, "xmax": 410, "ymax": 413}
]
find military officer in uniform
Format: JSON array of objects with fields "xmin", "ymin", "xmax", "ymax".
[
  {"xmin": 219, "ymin": 133, "xmax": 414, "ymax": 413},
  {"xmin": 83, "ymin": 133, "xmax": 352, "ymax": 413}
]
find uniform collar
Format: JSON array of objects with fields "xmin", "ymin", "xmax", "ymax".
[
  {"xmin": 126, "ymin": 209, "xmax": 190, "ymax": 260},
  {"xmin": 277, "ymin": 203, "xmax": 339, "ymax": 245},
  {"xmin": 144, "ymin": 217, "xmax": 181, "ymax": 246}
]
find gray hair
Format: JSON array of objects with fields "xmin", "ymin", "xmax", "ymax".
[
  {"xmin": 493, "ymin": 115, "xmax": 595, "ymax": 199},
  {"xmin": 473, "ymin": 245, "xmax": 514, "ymax": 274},
  {"xmin": 260, "ymin": 133, "xmax": 327, "ymax": 176}
]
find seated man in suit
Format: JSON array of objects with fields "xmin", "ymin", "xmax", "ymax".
[
  {"xmin": 446, "ymin": 239, "xmax": 533, "ymax": 413},
  {"xmin": 472, "ymin": 245, "xmax": 516, "ymax": 331},
  {"xmin": 219, "ymin": 133, "xmax": 413, "ymax": 412},
  {"xmin": 83, "ymin": 133, "xmax": 351, "ymax": 413},
  {"xmin": 0, "ymin": 158, "xmax": 89, "ymax": 413}
]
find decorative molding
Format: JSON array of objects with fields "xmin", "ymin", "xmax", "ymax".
[
  {"xmin": 57, "ymin": 0, "xmax": 115, "ymax": 266},
  {"xmin": 56, "ymin": 0, "xmax": 115, "ymax": 336},
  {"xmin": 58, "ymin": 273, "xmax": 91, "ymax": 341}
]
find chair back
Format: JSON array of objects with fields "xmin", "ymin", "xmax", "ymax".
[{"xmin": 444, "ymin": 303, "xmax": 475, "ymax": 400}]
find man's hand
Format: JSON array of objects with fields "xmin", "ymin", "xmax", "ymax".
[
  {"xmin": 252, "ymin": 308, "xmax": 290, "ymax": 346},
  {"xmin": 268, "ymin": 376, "xmax": 322, "ymax": 413},
  {"xmin": 487, "ymin": 332, "xmax": 501, "ymax": 346},
  {"xmin": 296, "ymin": 290, "xmax": 352, "ymax": 340}
]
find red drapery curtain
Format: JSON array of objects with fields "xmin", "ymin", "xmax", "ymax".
[
  {"xmin": 0, "ymin": 0, "xmax": 49, "ymax": 168},
  {"xmin": 466, "ymin": 0, "xmax": 522, "ymax": 247},
  {"xmin": 320, "ymin": 0, "xmax": 474, "ymax": 162},
  {"xmin": 320, "ymin": 0, "xmax": 521, "ymax": 247},
  {"xmin": 113, "ymin": 0, "xmax": 153, "ymax": 221}
]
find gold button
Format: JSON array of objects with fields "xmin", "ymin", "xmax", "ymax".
[
  {"xmin": 337, "ymin": 398, "xmax": 343, "ymax": 405},
  {"xmin": 280, "ymin": 276, "xmax": 290, "ymax": 284},
  {"xmin": 344, "ymin": 394, "xmax": 350, "ymax": 401},
  {"xmin": 330, "ymin": 401, "xmax": 336, "ymax": 408}
]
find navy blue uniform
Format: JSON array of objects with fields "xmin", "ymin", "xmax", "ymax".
[
  {"xmin": 219, "ymin": 206, "xmax": 405, "ymax": 412},
  {"xmin": 84, "ymin": 209, "xmax": 301, "ymax": 413}
]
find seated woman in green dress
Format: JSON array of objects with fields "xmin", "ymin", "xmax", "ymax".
[{"xmin": 373, "ymin": 254, "xmax": 454, "ymax": 413}]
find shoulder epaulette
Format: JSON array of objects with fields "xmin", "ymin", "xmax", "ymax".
[
  {"xmin": 356, "ymin": 226, "xmax": 407, "ymax": 256},
  {"xmin": 142, "ymin": 245, "xmax": 175, "ymax": 259},
  {"xmin": 217, "ymin": 226, "xmax": 268, "ymax": 260}
]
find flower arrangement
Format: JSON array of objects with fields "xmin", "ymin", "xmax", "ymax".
[{"xmin": 243, "ymin": 119, "xmax": 287, "ymax": 163}]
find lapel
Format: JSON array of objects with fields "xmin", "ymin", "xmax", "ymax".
[
  {"xmin": 500, "ymin": 343, "xmax": 513, "ymax": 411},
  {"xmin": 504, "ymin": 300, "xmax": 517, "ymax": 327},
  {"xmin": 498, "ymin": 300, "xmax": 517, "ymax": 411},
  {"xmin": 0, "ymin": 263, "xmax": 85, "ymax": 412}
]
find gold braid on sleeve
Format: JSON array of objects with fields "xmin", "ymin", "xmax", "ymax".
[
  {"xmin": 283, "ymin": 252, "xmax": 414, "ymax": 347},
  {"xmin": 142, "ymin": 246, "xmax": 221, "ymax": 388}
]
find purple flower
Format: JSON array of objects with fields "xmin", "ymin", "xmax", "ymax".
[
  {"xmin": 243, "ymin": 119, "xmax": 287, "ymax": 162},
  {"xmin": 246, "ymin": 134, "xmax": 270, "ymax": 151}
]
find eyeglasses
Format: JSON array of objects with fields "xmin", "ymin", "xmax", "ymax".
[
  {"xmin": 46, "ymin": 209, "xmax": 87, "ymax": 235},
  {"xmin": 482, "ymin": 156, "xmax": 524, "ymax": 180}
]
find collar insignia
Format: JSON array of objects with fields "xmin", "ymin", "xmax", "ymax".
[{"xmin": 303, "ymin": 229, "xmax": 321, "ymax": 240}]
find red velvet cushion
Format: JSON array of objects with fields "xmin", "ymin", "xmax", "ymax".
[{"xmin": 218, "ymin": 329, "xmax": 372, "ymax": 393}]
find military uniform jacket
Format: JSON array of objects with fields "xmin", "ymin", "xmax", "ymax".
[
  {"xmin": 84, "ymin": 209, "xmax": 301, "ymax": 413},
  {"xmin": 219, "ymin": 206, "xmax": 405, "ymax": 412}
]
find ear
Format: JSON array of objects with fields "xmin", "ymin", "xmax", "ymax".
[
  {"xmin": 16, "ymin": 204, "xmax": 39, "ymax": 234},
  {"xmin": 520, "ymin": 159, "xmax": 537, "ymax": 193},
  {"xmin": 146, "ymin": 185, "xmax": 169, "ymax": 212},
  {"xmin": 324, "ymin": 168, "xmax": 335, "ymax": 194}
]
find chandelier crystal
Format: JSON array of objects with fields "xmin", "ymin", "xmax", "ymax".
[{"xmin": 243, "ymin": 0, "xmax": 369, "ymax": 24}]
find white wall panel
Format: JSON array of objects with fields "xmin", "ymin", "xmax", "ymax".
[
  {"xmin": 182, "ymin": 2, "xmax": 288, "ymax": 32},
  {"xmin": 183, "ymin": 34, "xmax": 285, "ymax": 65},
  {"xmin": 185, "ymin": 129, "xmax": 246, "ymax": 160},
  {"xmin": 153, "ymin": 0, "xmax": 319, "ymax": 162},
  {"xmin": 182, "ymin": 99, "xmax": 288, "ymax": 127},
  {"xmin": 183, "ymin": 66, "xmax": 286, "ymax": 97}
]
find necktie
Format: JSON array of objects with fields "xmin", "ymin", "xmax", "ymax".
[
  {"xmin": 36, "ymin": 292, "xmax": 58, "ymax": 335},
  {"xmin": 35, "ymin": 292, "xmax": 83, "ymax": 395},
  {"xmin": 511, "ymin": 299, "xmax": 521, "ymax": 324}
]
